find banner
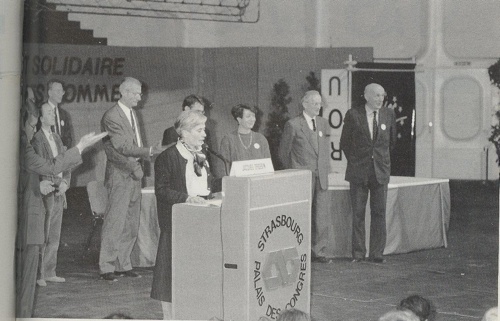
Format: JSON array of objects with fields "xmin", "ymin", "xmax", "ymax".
[
  {"xmin": 351, "ymin": 63, "xmax": 416, "ymax": 176},
  {"xmin": 321, "ymin": 69, "xmax": 349, "ymax": 175}
]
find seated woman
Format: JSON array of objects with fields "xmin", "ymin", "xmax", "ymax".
[
  {"xmin": 219, "ymin": 104, "xmax": 271, "ymax": 174},
  {"xmin": 151, "ymin": 110, "xmax": 211, "ymax": 320}
]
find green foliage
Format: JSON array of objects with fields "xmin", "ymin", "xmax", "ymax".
[
  {"xmin": 265, "ymin": 79, "xmax": 291, "ymax": 169},
  {"xmin": 306, "ymin": 71, "xmax": 321, "ymax": 92},
  {"xmin": 488, "ymin": 58, "xmax": 500, "ymax": 163},
  {"xmin": 488, "ymin": 58, "xmax": 500, "ymax": 88}
]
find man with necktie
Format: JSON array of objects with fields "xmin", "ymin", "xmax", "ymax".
[
  {"xmin": 41, "ymin": 80, "xmax": 73, "ymax": 148},
  {"xmin": 17, "ymin": 83, "xmax": 106, "ymax": 316},
  {"xmin": 31, "ymin": 104, "xmax": 71, "ymax": 286},
  {"xmin": 279, "ymin": 90, "xmax": 333, "ymax": 263},
  {"xmin": 340, "ymin": 83, "xmax": 396, "ymax": 263},
  {"xmin": 99, "ymin": 77, "xmax": 165, "ymax": 281}
]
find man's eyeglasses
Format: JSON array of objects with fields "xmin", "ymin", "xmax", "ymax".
[{"xmin": 130, "ymin": 91, "xmax": 143, "ymax": 97}]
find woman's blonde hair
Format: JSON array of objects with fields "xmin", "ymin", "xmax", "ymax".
[{"xmin": 175, "ymin": 110, "xmax": 207, "ymax": 137}]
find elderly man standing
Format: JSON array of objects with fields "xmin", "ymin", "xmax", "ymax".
[
  {"xmin": 340, "ymin": 83, "xmax": 396, "ymax": 263},
  {"xmin": 31, "ymin": 103, "xmax": 72, "ymax": 287},
  {"xmin": 99, "ymin": 77, "xmax": 164, "ymax": 281},
  {"xmin": 279, "ymin": 90, "xmax": 332, "ymax": 263}
]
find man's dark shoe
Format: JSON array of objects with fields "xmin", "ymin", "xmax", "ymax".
[
  {"xmin": 100, "ymin": 272, "xmax": 118, "ymax": 282},
  {"xmin": 114, "ymin": 270, "xmax": 142, "ymax": 278},
  {"xmin": 312, "ymin": 256, "xmax": 333, "ymax": 263},
  {"xmin": 351, "ymin": 258, "xmax": 364, "ymax": 263},
  {"xmin": 368, "ymin": 257, "xmax": 386, "ymax": 263}
]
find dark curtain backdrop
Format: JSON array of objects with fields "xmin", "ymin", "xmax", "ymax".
[{"xmin": 351, "ymin": 63, "xmax": 416, "ymax": 176}]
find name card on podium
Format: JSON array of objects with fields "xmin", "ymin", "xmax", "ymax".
[{"xmin": 229, "ymin": 158, "xmax": 274, "ymax": 177}]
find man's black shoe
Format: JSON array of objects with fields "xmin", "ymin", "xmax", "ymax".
[
  {"xmin": 100, "ymin": 272, "xmax": 118, "ymax": 282},
  {"xmin": 351, "ymin": 258, "xmax": 364, "ymax": 263},
  {"xmin": 114, "ymin": 270, "xmax": 142, "ymax": 278},
  {"xmin": 367, "ymin": 257, "xmax": 386, "ymax": 263},
  {"xmin": 312, "ymin": 256, "xmax": 332, "ymax": 263}
]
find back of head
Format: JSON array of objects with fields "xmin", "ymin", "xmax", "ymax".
[
  {"xmin": 482, "ymin": 307, "xmax": 498, "ymax": 321},
  {"xmin": 397, "ymin": 295, "xmax": 434, "ymax": 321},
  {"xmin": 182, "ymin": 94, "xmax": 204, "ymax": 110},
  {"xmin": 302, "ymin": 90, "xmax": 321, "ymax": 104},
  {"xmin": 276, "ymin": 308, "xmax": 310, "ymax": 321},
  {"xmin": 379, "ymin": 310, "xmax": 420, "ymax": 321},
  {"xmin": 104, "ymin": 312, "xmax": 133, "ymax": 319}
]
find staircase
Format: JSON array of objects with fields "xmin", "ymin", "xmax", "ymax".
[{"xmin": 23, "ymin": 0, "xmax": 107, "ymax": 45}]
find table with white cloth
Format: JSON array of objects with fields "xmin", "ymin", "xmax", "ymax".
[
  {"xmin": 321, "ymin": 174, "xmax": 450, "ymax": 258},
  {"xmin": 131, "ymin": 175, "xmax": 451, "ymax": 266},
  {"xmin": 130, "ymin": 187, "xmax": 160, "ymax": 267}
]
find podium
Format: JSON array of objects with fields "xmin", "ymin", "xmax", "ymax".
[{"xmin": 171, "ymin": 169, "xmax": 312, "ymax": 321}]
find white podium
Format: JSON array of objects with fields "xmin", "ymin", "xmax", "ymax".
[{"xmin": 171, "ymin": 169, "xmax": 312, "ymax": 320}]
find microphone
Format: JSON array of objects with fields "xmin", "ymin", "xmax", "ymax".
[
  {"xmin": 202, "ymin": 144, "xmax": 230, "ymax": 176},
  {"xmin": 202, "ymin": 144, "xmax": 228, "ymax": 162}
]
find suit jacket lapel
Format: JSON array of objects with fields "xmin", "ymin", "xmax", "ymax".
[
  {"xmin": 40, "ymin": 132, "xmax": 55, "ymax": 158},
  {"xmin": 299, "ymin": 115, "xmax": 319, "ymax": 155},
  {"xmin": 116, "ymin": 105, "xmax": 137, "ymax": 144},
  {"xmin": 359, "ymin": 106, "xmax": 372, "ymax": 142},
  {"xmin": 54, "ymin": 133, "xmax": 64, "ymax": 153}
]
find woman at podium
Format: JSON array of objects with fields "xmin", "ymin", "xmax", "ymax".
[
  {"xmin": 151, "ymin": 110, "xmax": 212, "ymax": 319},
  {"xmin": 219, "ymin": 104, "xmax": 271, "ymax": 172}
]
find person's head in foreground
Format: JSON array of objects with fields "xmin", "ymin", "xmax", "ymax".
[
  {"xmin": 276, "ymin": 308, "xmax": 311, "ymax": 321},
  {"xmin": 379, "ymin": 309, "xmax": 420, "ymax": 321},
  {"xmin": 397, "ymin": 294, "xmax": 435, "ymax": 321},
  {"xmin": 481, "ymin": 307, "xmax": 498, "ymax": 321}
]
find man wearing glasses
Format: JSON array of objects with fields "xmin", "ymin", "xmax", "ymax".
[
  {"xmin": 99, "ymin": 77, "xmax": 164, "ymax": 281},
  {"xmin": 279, "ymin": 90, "xmax": 333, "ymax": 263}
]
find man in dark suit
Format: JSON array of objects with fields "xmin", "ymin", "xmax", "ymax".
[
  {"xmin": 161, "ymin": 94, "xmax": 206, "ymax": 146},
  {"xmin": 99, "ymin": 77, "xmax": 164, "ymax": 281},
  {"xmin": 42, "ymin": 80, "xmax": 73, "ymax": 148},
  {"xmin": 279, "ymin": 90, "xmax": 332, "ymax": 262},
  {"xmin": 17, "ymin": 94, "xmax": 105, "ymax": 317},
  {"xmin": 340, "ymin": 83, "xmax": 396, "ymax": 263},
  {"xmin": 31, "ymin": 103, "xmax": 72, "ymax": 287}
]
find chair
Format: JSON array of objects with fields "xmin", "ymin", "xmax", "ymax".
[{"xmin": 85, "ymin": 181, "xmax": 108, "ymax": 253}]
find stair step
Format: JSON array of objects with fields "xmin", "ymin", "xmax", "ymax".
[{"xmin": 23, "ymin": 0, "xmax": 107, "ymax": 45}]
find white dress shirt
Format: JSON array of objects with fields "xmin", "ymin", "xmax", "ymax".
[
  {"xmin": 303, "ymin": 112, "xmax": 316, "ymax": 131},
  {"xmin": 42, "ymin": 127, "xmax": 63, "ymax": 178},
  {"xmin": 118, "ymin": 101, "xmax": 142, "ymax": 147},
  {"xmin": 365, "ymin": 105, "xmax": 379, "ymax": 140}
]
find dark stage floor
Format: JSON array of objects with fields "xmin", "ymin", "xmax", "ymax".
[{"xmin": 31, "ymin": 180, "xmax": 498, "ymax": 320}]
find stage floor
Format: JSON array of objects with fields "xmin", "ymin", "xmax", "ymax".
[{"xmin": 31, "ymin": 180, "xmax": 498, "ymax": 321}]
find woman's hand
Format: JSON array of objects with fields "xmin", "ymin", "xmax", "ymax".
[{"xmin": 186, "ymin": 196, "xmax": 207, "ymax": 204}]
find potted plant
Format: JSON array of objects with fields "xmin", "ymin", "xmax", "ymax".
[{"xmin": 488, "ymin": 58, "xmax": 500, "ymax": 163}]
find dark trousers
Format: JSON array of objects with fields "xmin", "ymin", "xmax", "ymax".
[
  {"xmin": 349, "ymin": 163, "xmax": 387, "ymax": 259},
  {"xmin": 311, "ymin": 171, "xmax": 331, "ymax": 258},
  {"xmin": 16, "ymin": 244, "xmax": 40, "ymax": 317}
]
